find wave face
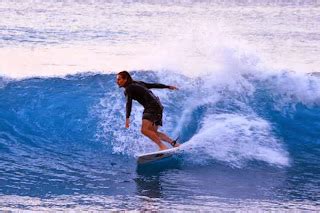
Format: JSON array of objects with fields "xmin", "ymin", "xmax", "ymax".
[{"xmin": 1, "ymin": 69, "xmax": 320, "ymax": 209}]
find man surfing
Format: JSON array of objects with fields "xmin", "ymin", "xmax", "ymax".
[{"xmin": 116, "ymin": 71, "xmax": 180, "ymax": 150}]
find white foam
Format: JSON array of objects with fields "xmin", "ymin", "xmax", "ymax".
[
  {"xmin": 262, "ymin": 71, "xmax": 320, "ymax": 109},
  {"xmin": 183, "ymin": 113, "xmax": 290, "ymax": 167}
]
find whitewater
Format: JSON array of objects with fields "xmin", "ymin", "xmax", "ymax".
[{"xmin": 1, "ymin": 0, "xmax": 320, "ymax": 211}]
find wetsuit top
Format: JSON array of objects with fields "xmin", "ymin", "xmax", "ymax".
[{"xmin": 124, "ymin": 81, "xmax": 170, "ymax": 118}]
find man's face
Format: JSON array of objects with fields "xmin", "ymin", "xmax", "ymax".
[{"xmin": 116, "ymin": 74, "xmax": 127, "ymax": 87}]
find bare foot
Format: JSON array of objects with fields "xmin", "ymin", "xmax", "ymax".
[
  {"xmin": 173, "ymin": 143, "xmax": 180, "ymax": 148},
  {"xmin": 159, "ymin": 143, "xmax": 168, "ymax": 151}
]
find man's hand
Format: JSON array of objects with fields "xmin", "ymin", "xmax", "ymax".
[
  {"xmin": 125, "ymin": 118, "xmax": 130, "ymax": 128},
  {"xmin": 168, "ymin": 85, "xmax": 178, "ymax": 90}
]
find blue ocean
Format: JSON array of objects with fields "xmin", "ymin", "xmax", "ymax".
[{"xmin": 1, "ymin": 0, "xmax": 320, "ymax": 211}]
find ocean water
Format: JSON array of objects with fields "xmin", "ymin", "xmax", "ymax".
[{"xmin": 1, "ymin": 0, "xmax": 320, "ymax": 211}]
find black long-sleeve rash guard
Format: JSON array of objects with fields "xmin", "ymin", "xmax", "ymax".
[{"xmin": 124, "ymin": 81, "xmax": 170, "ymax": 118}]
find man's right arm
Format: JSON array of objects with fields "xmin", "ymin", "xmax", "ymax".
[{"xmin": 125, "ymin": 90, "xmax": 132, "ymax": 128}]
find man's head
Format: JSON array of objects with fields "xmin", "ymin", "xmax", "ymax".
[{"xmin": 117, "ymin": 70, "xmax": 133, "ymax": 88}]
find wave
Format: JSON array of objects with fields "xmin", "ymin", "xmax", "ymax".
[{"xmin": 1, "ymin": 66, "xmax": 319, "ymax": 171}]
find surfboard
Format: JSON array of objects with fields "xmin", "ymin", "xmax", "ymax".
[{"xmin": 137, "ymin": 147, "xmax": 180, "ymax": 164}]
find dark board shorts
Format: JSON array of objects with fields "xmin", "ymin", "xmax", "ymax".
[{"xmin": 142, "ymin": 107, "xmax": 163, "ymax": 126}]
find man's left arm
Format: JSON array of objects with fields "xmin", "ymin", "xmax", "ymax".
[{"xmin": 141, "ymin": 81, "xmax": 178, "ymax": 90}]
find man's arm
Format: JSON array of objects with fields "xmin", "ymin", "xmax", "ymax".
[
  {"xmin": 138, "ymin": 81, "xmax": 178, "ymax": 90},
  {"xmin": 125, "ymin": 90, "xmax": 133, "ymax": 128}
]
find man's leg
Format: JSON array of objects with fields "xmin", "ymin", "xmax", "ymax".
[
  {"xmin": 158, "ymin": 132, "xmax": 180, "ymax": 147},
  {"xmin": 151, "ymin": 125, "xmax": 180, "ymax": 148},
  {"xmin": 141, "ymin": 119, "xmax": 168, "ymax": 150}
]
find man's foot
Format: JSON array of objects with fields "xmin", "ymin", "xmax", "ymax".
[{"xmin": 159, "ymin": 143, "xmax": 168, "ymax": 151}]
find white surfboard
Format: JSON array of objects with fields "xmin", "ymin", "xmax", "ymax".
[{"xmin": 137, "ymin": 147, "xmax": 180, "ymax": 164}]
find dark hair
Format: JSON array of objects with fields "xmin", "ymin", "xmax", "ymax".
[{"xmin": 117, "ymin": 70, "xmax": 133, "ymax": 86}]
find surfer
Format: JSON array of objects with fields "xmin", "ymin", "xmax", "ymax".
[{"xmin": 116, "ymin": 71, "xmax": 180, "ymax": 150}]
